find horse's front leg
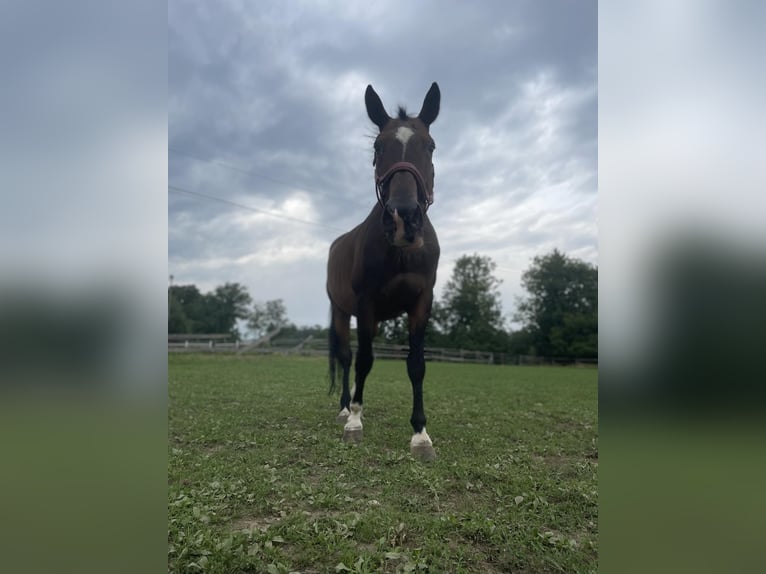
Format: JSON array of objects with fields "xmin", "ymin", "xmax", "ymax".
[
  {"xmin": 343, "ymin": 310, "xmax": 375, "ymax": 443},
  {"xmin": 408, "ymin": 305, "xmax": 436, "ymax": 461},
  {"xmin": 331, "ymin": 306, "xmax": 353, "ymax": 423}
]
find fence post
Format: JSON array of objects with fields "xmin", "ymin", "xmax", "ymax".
[
  {"xmin": 209, "ymin": 340, "xmax": 213, "ymax": 349},
  {"xmin": 185, "ymin": 340, "xmax": 189, "ymax": 348}
]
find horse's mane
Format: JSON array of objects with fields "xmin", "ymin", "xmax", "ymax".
[{"xmin": 397, "ymin": 106, "xmax": 409, "ymax": 120}]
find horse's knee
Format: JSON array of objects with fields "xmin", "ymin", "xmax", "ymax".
[{"xmin": 406, "ymin": 352, "xmax": 425, "ymax": 382}]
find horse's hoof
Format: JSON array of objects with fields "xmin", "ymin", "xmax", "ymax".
[
  {"xmin": 335, "ymin": 407, "xmax": 350, "ymax": 423},
  {"xmin": 343, "ymin": 428, "xmax": 363, "ymax": 443},
  {"xmin": 411, "ymin": 443, "xmax": 436, "ymax": 462}
]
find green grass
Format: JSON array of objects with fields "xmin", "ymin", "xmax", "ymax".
[{"xmin": 168, "ymin": 354, "xmax": 598, "ymax": 573}]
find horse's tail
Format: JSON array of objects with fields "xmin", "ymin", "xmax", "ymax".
[{"xmin": 328, "ymin": 308, "xmax": 339, "ymax": 395}]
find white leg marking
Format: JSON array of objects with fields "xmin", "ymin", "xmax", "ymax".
[
  {"xmin": 410, "ymin": 427, "xmax": 432, "ymax": 448},
  {"xmin": 338, "ymin": 407, "xmax": 350, "ymax": 418},
  {"xmin": 395, "ymin": 126, "xmax": 414, "ymax": 160},
  {"xmin": 344, "ymin": 402, "xmax": 363, "ymax": 431}
]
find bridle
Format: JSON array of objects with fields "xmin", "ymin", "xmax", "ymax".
[{"xmin": 375, "ymin": 161, "xmax": 433, "ymax": 213}]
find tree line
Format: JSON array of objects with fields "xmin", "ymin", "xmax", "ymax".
[{"xmin": 168, "ymin": 248, "xmax": 597, "ymax": 359}]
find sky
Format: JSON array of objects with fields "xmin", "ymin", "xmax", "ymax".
[{"xmin": 168, "ymin": 0, "xmax": 597, "ymax": 332}]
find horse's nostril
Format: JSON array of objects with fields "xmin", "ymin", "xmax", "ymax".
[
  {"xmin": 381, "ymin": 209, "xmax": 398, "ymax": 235},
  {"xmin": 400, "ymin": 207, "xmax": 421, "ymax": 228}
]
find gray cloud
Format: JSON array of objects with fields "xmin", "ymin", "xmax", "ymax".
[{"xmin": 169, "ymin": 0, "xmax": 597, "ymax": 328}]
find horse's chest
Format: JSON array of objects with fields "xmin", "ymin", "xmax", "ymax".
[{"xmin": 375, "ymin": 270, "xmax": 428, "ymax": 312}]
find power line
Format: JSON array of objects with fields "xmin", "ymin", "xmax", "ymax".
[
  {"xmin": 170, "ymin": 147, "xmax": 298, "ymax": 188},
  {"xmin": 168, "ymin": 184, "xmax": 347, "ymax": 233},
  {"xmin": 169, "ymin": 147, "xmax": 369, "ymax": 207}
]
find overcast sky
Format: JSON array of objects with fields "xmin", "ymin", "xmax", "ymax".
[{"xmin": 169, "ymin": 0, "xmax": 597, "ymax": 331}]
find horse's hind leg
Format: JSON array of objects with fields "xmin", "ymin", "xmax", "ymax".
[
  {"xmin": 330, "ymin": 306, "xmax": 353, "ymax": 423},
  {"xmin": 343, "ymin": 308, "xmax": 375, "ymax": 443}
]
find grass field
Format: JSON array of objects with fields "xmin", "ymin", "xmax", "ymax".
[{"xmin": 168, "ymin": 354, "xmax": 598, "ymax": 573}]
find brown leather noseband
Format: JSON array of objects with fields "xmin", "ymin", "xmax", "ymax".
[{"xmin": 375, "ymin": 161, "xmax": 433, "ymax": 212}]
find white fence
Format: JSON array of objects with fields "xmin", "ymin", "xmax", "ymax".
[{"xmin": 168, "ymin": 334, "xmax": 597, "ymax": 366}]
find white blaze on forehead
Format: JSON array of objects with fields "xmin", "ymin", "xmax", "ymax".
[
  {"xmin": 395, "ymin": 126, "xmax": 415, "ymax": 145},
  {"xmin": 395, "ymin": 126, "xmax": 415, "ymax": 160}
]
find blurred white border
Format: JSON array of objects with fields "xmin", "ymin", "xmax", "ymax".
[{"xmin": 600, "ymin": 0, "xmax": 766, "ymax": 371}]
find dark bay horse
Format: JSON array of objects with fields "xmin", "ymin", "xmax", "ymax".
[{"xmin": 326, "ymin": 82, "xmax": 441, "ymax": 461}]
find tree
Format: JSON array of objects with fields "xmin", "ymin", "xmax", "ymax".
[
  {"xmin": 168, "ymin": 282, "xmax": 252, "ymax": 339},
  {"xmin": 507, "ymin": 326, "xmax": 535, "ymax": 356},
  {"xmin": 437, "ymin": 254, "xmax": 507, "ymax": 350},
  {"xmin": 168, "ymin": 294, "xmax": 190, "ymax": 334},
  {"xmin": 278, "ymin": 323, "xmax": 327, "ymax": 340},
  {"xmin": 514, "ymin": 249, "xmax": 597, "ymax": 358},
  {"xmin": 248, "ymin": 299, "xmax": 289, "ymax": 339},
  {"xmin": 379, "ymin": 315, "xmax": 410, "ymax": 345},
  {"xmin": 168, "ymin": 284, "xmax": 205, "ymax": 333},
  {"xmin": 203, "ymin": 282, "xmax": 253, "ymax": 339}
]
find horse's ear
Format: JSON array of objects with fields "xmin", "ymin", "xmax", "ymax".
[
  {"xmin": 418, "ymin": 82, "xmax": 440, "ymax": 127},
  {"xmin": 365, "ymin": 85, "xmax": 390, "ymax": 130}
]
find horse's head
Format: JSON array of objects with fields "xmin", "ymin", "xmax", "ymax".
[{"xmin": 366, "ymin": 82, "xmax": 440, "ymax": 248}]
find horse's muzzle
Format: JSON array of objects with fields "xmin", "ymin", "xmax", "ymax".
[{"xmin": 382, "ymin": 203, "xmax": 424, "ymax": 247}]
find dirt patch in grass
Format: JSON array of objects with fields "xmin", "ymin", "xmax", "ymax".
[
  {"xmin": 231, "ymin": 514, "xmax": 283, "ymax": 532},
  {"xmin": 547, "ymin": 453, "xmax": 570, "ymax": 467},
  {"xmin": 201, "ymin": 443, "xmax": 225, "ymax": 456},
  {"xmin": 231, "ymin": 508, "xmax": 351, "ymax": 534}
]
